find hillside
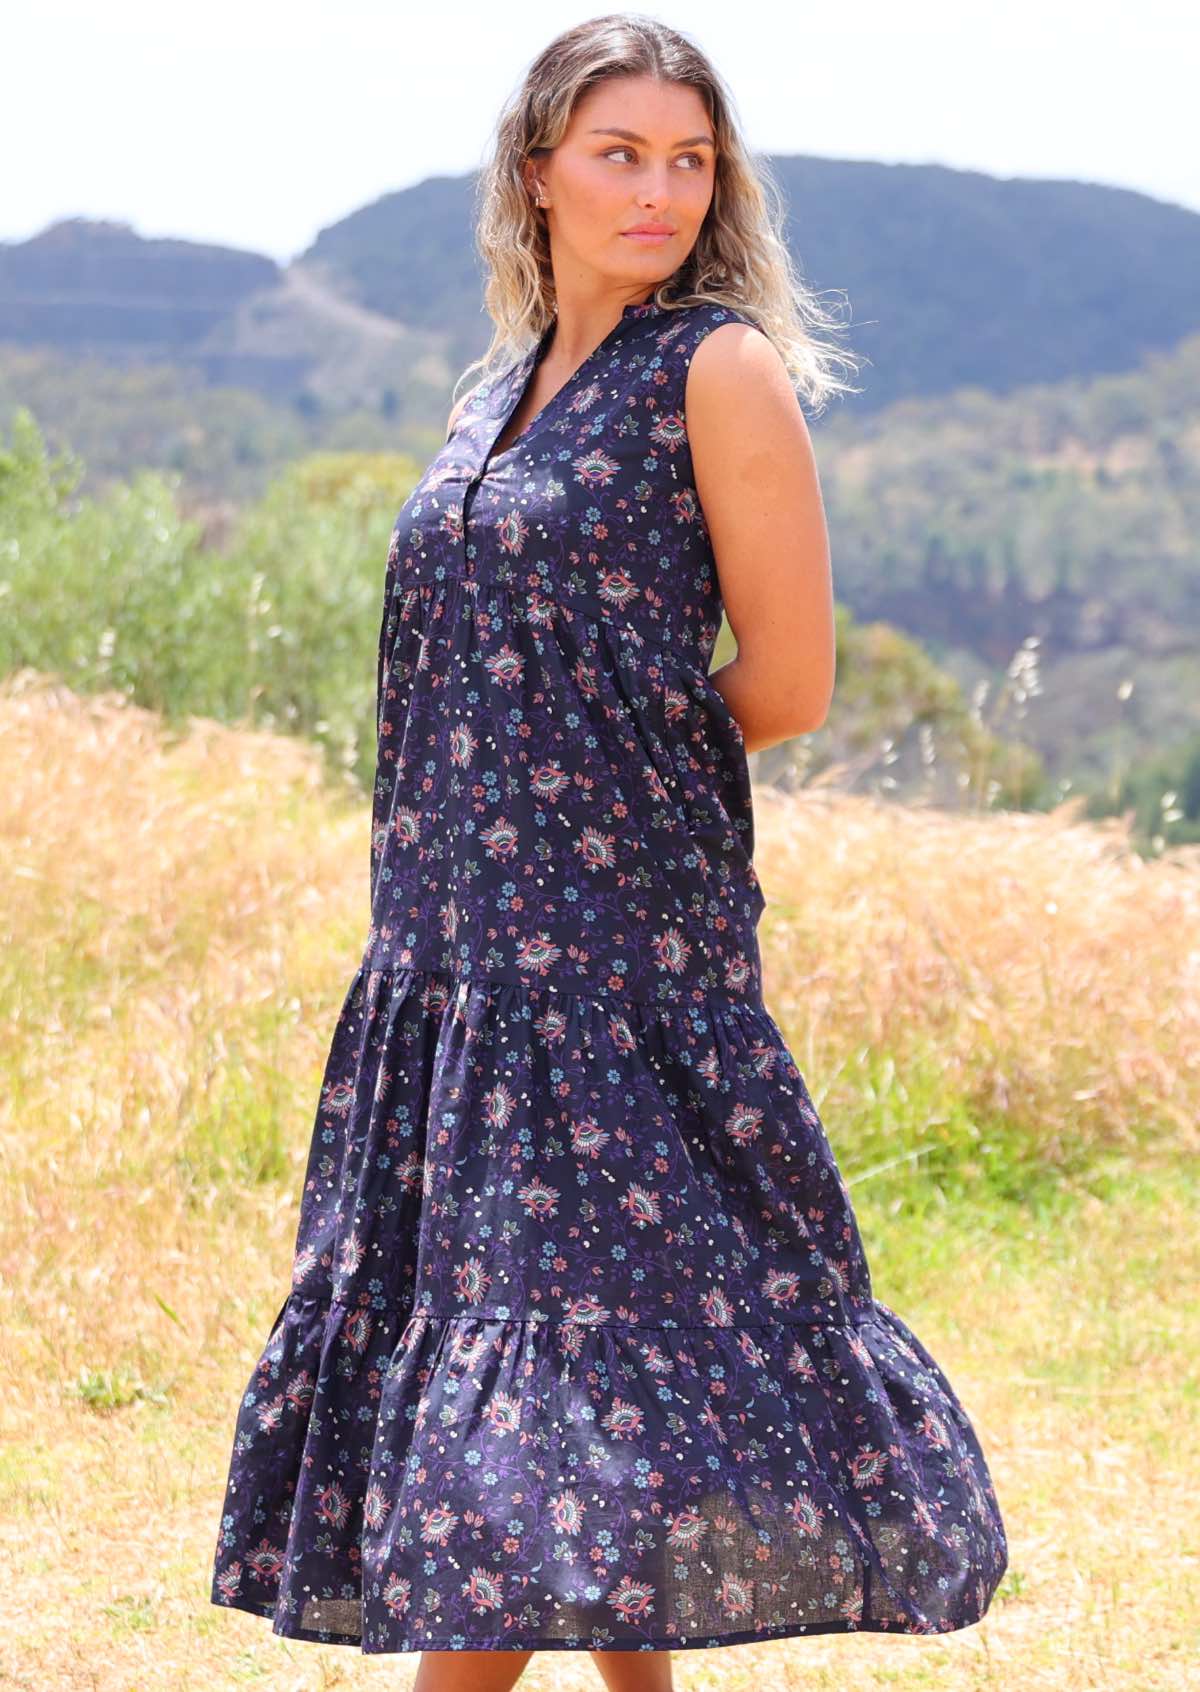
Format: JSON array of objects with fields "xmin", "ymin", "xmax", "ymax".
[
  {"xmin": 5, "ymin": 158, "xmax": 1200, "ymax": 429},
  {"xmin": 2, "ymin": 159, "xmax": 1197, "ymax": 802}
]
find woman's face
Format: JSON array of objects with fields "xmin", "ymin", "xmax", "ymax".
[{"xmin": 528, "ymin": 75, "xmax": 717, "ymax": 295}]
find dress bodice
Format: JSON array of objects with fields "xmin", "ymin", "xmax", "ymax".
[{"xmin": 367, "ymin": 299, "xmax": 767, "ymax": 1006}]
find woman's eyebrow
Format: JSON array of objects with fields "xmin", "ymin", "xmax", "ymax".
[{"xmin": 587, "ymin": 126, "xmax": 715, "ymax": 148}]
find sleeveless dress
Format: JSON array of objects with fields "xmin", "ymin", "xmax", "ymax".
[{"xmin": 209, "ymin": 298, "xmax": 1009, "ymax": 1655}]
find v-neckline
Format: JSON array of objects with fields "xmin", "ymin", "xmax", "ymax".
[{"xmin": 476, "ymin": 299, "xmax": 663, "ymax": 480}]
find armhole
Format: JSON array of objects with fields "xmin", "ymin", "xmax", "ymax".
[
  {"xmin": 445, "ymin": 393, "xmax": 469, "ymax": 444},
  {"xmin": 684, "ymin": 304, "xmax": 766, "ymax": 372}
]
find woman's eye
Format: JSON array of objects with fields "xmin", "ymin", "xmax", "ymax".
[{"xmin": 604, "ymin": 148, "xmax": 705, "ymax": 168}]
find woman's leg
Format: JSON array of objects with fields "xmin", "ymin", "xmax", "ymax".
[
  {"xmin": 412, "ymin": 1648, "xmax": 534, "ymax": 1692},
  {"xmin": 589, "ymin": 1648, "xmax": 674, "ymax": 1692}
]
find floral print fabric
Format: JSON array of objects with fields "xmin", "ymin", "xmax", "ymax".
[{"xmin": 210, "ymin": 300, "xmax": 1008, "ymax": 1654}]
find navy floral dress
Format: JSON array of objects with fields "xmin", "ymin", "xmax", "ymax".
[{"xmin": 209, "ymin": 298, "xmax": 1009, "ymax": 1654}]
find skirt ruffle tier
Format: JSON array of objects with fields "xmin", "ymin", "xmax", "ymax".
[{"xmin": 210, "ymin": 963, "xmax": 1008, "ymax": 1652}]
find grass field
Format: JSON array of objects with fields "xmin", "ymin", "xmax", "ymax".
[{"xmin": 1, "ymin": 671, "xmax": 1197, "ymax": 1690}]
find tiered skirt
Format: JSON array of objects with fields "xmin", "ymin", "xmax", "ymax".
[{"xmin": 210, "ymin": 962, "xmax": 1008, "ymax": 1652}]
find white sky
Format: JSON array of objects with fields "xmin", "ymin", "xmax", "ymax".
[{"xmin": 6, "ymin": 1, "xmax": 1198, "ymax": 265}]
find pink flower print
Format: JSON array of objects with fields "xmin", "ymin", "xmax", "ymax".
[
  {"xmin": 848, "ymin": 1444, "xmax": 888, "ymax": 1489},
  {"xmin": 724, "ymin": 952, "xmax": 753, "ymax": 993},
  {"xmin": 787, "ymin": 1339, "xmax": 817, "ymax": 1381},
  {"xmin": 496, "ymin": 507, "xmax": 529, "ymax": 555},
  {"xmin": 453, "ymin": 1256, "xmax": 492, "ymax": 1305},
  {"xmin": 642, "ymin": 763, "xmax": 674, "ymax": 809},
  {"xmin": 315, "ymin": 1481, "xmax": 352, "ymax": 1530},
  {"xmin": 724, "ymin": 1103, "xmax": 764, "ymax": 1145},
  {"xmin": 484, "ymin": 645, "xmax": 526, "ymax": 688},
  {"xmin": 665, "ymin": 1508, "xmax": 707, "ymax": 1550},
  {"xmin": 607, "ymin": 1576, "xmax": 655, "ymax": 1621},
  {"xmin": 918, "ymin": 1407, "xmax": 953, "ymax": 1449},
  {"xmin": 572, "ymin": 448, "xmax": 621, "ymax": 487},
  {"xmin": 718, "ymin": 1574, "xmax": 754, "ymax": 1618},
  {"xmin": 596, "ymin": 569, "xmax": 642, "ymax": 611},
  {"xmin": 532, "ymin": 1003, "xmax": 569, "ymax": 1043},
  {"xmin": 463, "ymin": 1567, "xmax": 504, "ymax": 1613},
  {"xmin": 619, "ymin": 1181, "xmax": 662, "ymax": 1229},
  {"xmin": 670, "ymin": 486, "xmax": 703, "ymax": 524},
  {"xmin": 574, "ymin": 826, "xmax": 617, "ymax": 872},
  {"xmin": 254, "ymin": 1393, "xmax": 285, "ymax": 1434},
  {"xmin": 244, "ymin": 1538, "xmax": 285, "ymax": 1585},
  {"xmin": 913, "ymin": 1494, "xmax": 941, "ymax": 1536},
  {"xmin": 484, "ymin": 1081, "xmax": 517, "ymax": 1128},
  {"xmin": 748, "ymin": 1039, "xmax": 779, "ymax": 1077},
  {"xmin": 607, "ymin": 1013, "xmax": 635, "ymax": 1052},
  {"xmin": 649, "ymin": 410, "xmax": 688, "ymax": 452},
  {"xmin": 481, "ymin": 1391, "xmax": 523, "ymax": 1435},
  {"xmin": 526, "ymin": 593, "xmax": 558, "ymax": 630},
  {"xmin": 636, "ymin": 1340, "xmax": 676, "ymax": 1377},
  {"xmin": 699, "ymin": 1400, "xmax": 728, "ymax": 1444},
  {"xmin": 695, "ymin": 1047, "xmax": 723, "ymax": 1088},
  {"xmin": 517, "ymin": 1177, "xmax": 560, "ymax": 1219},
  {"xmin": 549, "ymin": 1488, "xmax": 586, "ymax": 1535},
  {"xmin": 398, "ymin": 1150, "xmax": 425, "ymax": 1192},
  {"xmin": 789, "ymin": 1492, "xmax": 825, "ymax": 1537},
  {"xmin": 762, "ymin": 1270, "xmax": 803, "ymax": 1309},
  {"xmin": 480, "ymin": 816, "xmax": 521, "ymax": 860},
  {"xmin": 341, "ymin": 1305, "xmax": 373, "ymax": 1353},
  {"xmin": 382, "ymin": 1574, "xmax": 412, "ymax": 1617},
  {"xmin": 572, "ymin": 656, "xmax": 601, "ymax": 699},
  {"xmin": 449, "ymin": 721, "xmax": 477, "ymax": 766},
  {"xmin": 515, "ymin": 933, "xmax": 563, "ymax": 976},
  {"xmin": 701, "ymin": 1286, "xmax": 736, "ymax": 1326},
  {"xmin": 448, "ymin": 1329, "xmax": 488, "ymax": 1369},
  {"xmin": 391, "ymin": 806, "xmax": 420, "ymax": 848},
  {"xmin": 570, "ymin": 1116, "xmax": 610, "ymax": 1158},
  {"xmin": 362, "ymin": 1483, "xmax": 392, "ymax": 1532},
  {"xmin": 847, "ymin": 1329, "xmax": 873, "ymax": 1369},
  {"xmin": 440, "ymin": 893, "xmax": 460, "ymax": 947},
  {"xmin": 213, "ymin": 1560, "xmax": 243, "ymax": 1600},
  {"xmin": 652, "ymin": 926, "xmax": 692, "ymax": 974},
  {"xmin": 561, "ymin": 1294, "xmax": 611, "ymax": 1325},
  {"xmin": 419, "ymin": 1503, "xmax": 459, "ymax": 1546},
  {"xmin": 567, "ymin": 379, "xmax": 603, "ymax": 415},
  {"xmin": 825, "ymin": 1257, "xmax": 851, "ymax": 1294},
  {"xmin": 558, "ymin": 1322, "xmax": 587, "ymax": 1360},
  {"xmin": 284, "ymin": 1369, "xmax": 315, "ymax": 1414},
  {"xmin": 530, "ymin": 761, "xmax": 571, "ymax": 802},
  {"xmin": 337, "ymin": 1232, "xmax": 366, "ymax": 1276},
  {"xmin": 736, "ymin": 1330, "xmax": 767, "ymax": 1369},
  {"xmin": 420, "ymin": 976, "xmax": 453, "ymax": 1015},
  {"xmin": 320, "ymin": 1076, "xmax": 355, "ymax": 1118},
  {"xmin": 663, "ymin": 683, "xmax": 689, "ymax": 725},
  {"xmin": 601, "ymin": 1396, "xmax": 645, "ymax": 1440}
]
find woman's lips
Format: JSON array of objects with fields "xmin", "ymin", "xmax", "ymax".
[{"xmin": 622, "ymin": 230, "xmax": 674, "ymax": 245}]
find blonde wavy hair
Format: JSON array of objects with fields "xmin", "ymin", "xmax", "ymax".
[{"xmin": 456, "ymin": 12, "xmax": 862, "ymax": 418}]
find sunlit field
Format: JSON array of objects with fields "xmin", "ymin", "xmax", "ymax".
[{"xmin": 2, "ymin": 669, "xmax": 1197, "ymax": 1691}]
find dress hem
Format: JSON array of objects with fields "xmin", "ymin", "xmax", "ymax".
[{"xmin": 211, "ymin": 1561, "xmax": 993, "ymax": 1653}]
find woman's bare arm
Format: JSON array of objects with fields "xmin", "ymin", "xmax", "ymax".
[{"xmin": 685, "ymin": 323, "xmax": 836, "ymax": 753}]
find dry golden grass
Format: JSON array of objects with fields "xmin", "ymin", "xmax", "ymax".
[
  {"xmin": 1, "ymin": 671, "xmax": 1197, "ymax": 1690},
  {"xmin": 750, "ymin": 781, "xmax": 1200, "ymax": 1167}
]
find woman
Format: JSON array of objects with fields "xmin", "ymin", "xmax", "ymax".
[{"xmin": 210, "ymin": 16, "xmax": 1008, "ymax": 1690}]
